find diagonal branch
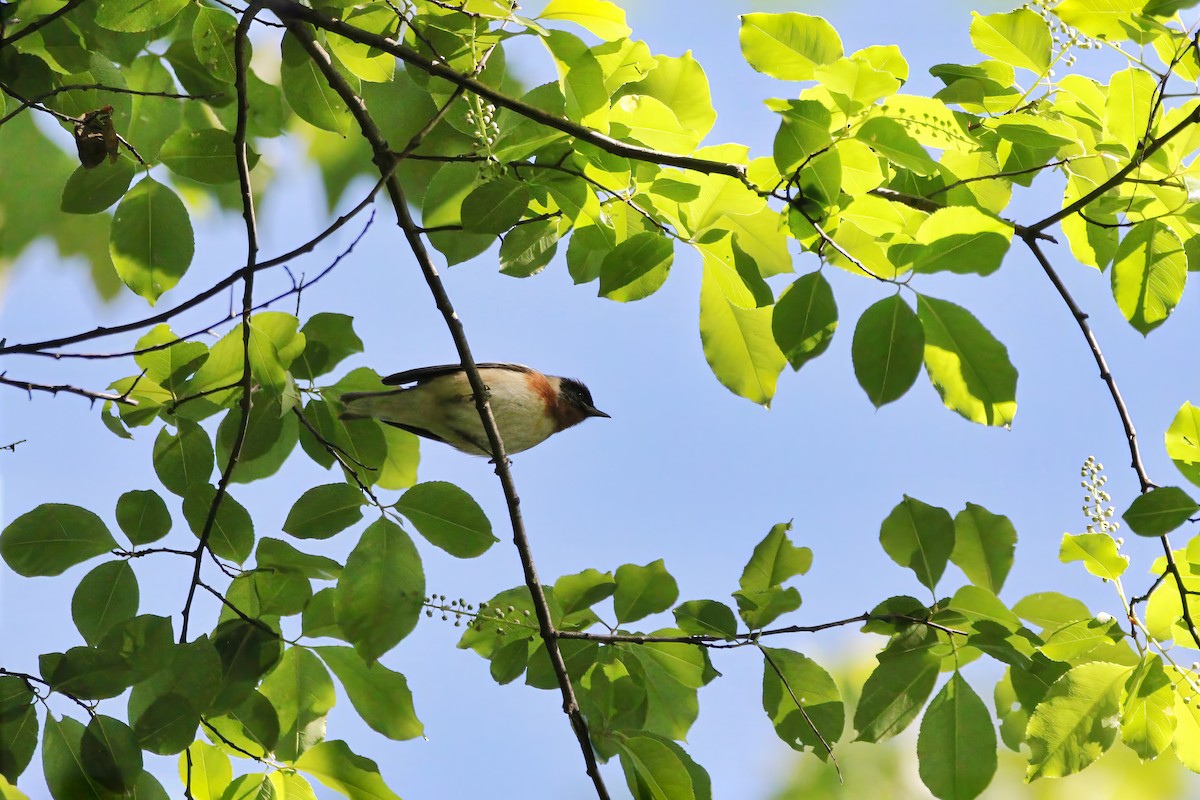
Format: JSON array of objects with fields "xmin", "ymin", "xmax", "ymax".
[
  {"xmin": 1030, "ymin": 103, "xmax": 1200, "ymax": 233},
  {"xmin": 0, "ymin": 0, "xmax": 86, "ymax": 50},
  {"xmin": 0, "ymin": 181, "xmax": 380, "ymax": 358},
  {"xmin": 279, "ymin": 18, "xmax": 611, "ymax": 800},
  {"xmin": 1020, "ymin": 233, "xmax": 1200, "ymax": 649},
  {"xmin": 265, "ymin": 0, "xmax": 743, "ymax": 183}
]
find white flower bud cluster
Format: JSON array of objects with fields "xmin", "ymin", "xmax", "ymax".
[{"xmin": 1079, "ymin": 455, "xmax": 1119, "ymax": 535}]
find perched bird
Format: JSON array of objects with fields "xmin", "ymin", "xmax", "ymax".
[{"xmin": 338, "ymin": 363, "xmax": 609, "ymax": 456}]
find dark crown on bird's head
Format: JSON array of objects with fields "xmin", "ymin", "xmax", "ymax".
[{"xmin": 557, "ymin": 377, "xmax": 608, "ymax": 419}]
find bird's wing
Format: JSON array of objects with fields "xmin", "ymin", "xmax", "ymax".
[
  {"xmin": 380, "ymin": 419, "xmax": 448, "ymax": 443},
  {"xmin": 380, "ymin": 363, "xmax": 533, "ymax": 386}
]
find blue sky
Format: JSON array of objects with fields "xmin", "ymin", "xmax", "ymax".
[{"xmin": 6, "ymin": 1, "xmax": 1200, "ymax": 798}]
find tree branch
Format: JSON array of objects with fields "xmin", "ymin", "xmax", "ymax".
[
  {"xmin": 265, "ymin": 0, "xmax": 743, "ymax": 183},
  {"xmin": 0, "ymin": 373, "xmax": 139, "ymax": 405},
  {"xmin": 0, "ymin": 0, "xmax": 86, "ymax": 50},
  {"xmin": 279, "ymin": 18, "xmax": 611, "ymax": 799},
  {"xmin": 179, "ymin": 2, "xmax": 264, "ymax": 643}
]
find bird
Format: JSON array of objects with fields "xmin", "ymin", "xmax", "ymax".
[{"xmin": 338, "ymin": 363, "xmax": 609, "ymax": 456}]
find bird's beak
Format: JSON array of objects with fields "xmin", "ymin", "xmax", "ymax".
[{"xmin": 587, "ymin": 407, "xmax": 610, "ymax": 419}]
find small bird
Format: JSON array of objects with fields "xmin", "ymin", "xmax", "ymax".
[{"xmin": 338, "ymin": 363, "xmax": 609, "ymax": 456}]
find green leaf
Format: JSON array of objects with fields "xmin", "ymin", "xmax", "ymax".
[
  {"xmin": 950, "ymin": 503, "xmax": 1016, "ymax": 594},
  {"xmin": 94, "ymin": 0, "xmax": 188, "ymax": 32},
  {"xmin": 182, "ymin": 485, "xmax": 255, "ymax": 564},
  {"xmin": 1111, "ymin": 220, "xmax": 1187, "ymax": 335},
  {"xmin": 281, "ymin": 31, "xmax": 357, "ymax": 136},
  {"xmin": 1122, "ymin": 486, "xmax": 1199, "ymax": 536},
  {"xmin": 538, "ymin": 0, "xmax": 631, "ymax": 41},
  {"xmin": 918, "ymin": 294, "xmax": 1018, "ymax": 427},
  {"xmin": 215, "ymin": 393, "xmax": 299, "ymax": 484},
  {"xmin": 852, "ymin": 294, "xmax": 924, "ymax": 408},
  {"xmin": 192, "ymin": 7, "xmax": 241, "ymax": 84},
  {"xmin": 879, "ymin": 496, "xmax": 954, "ymax": 592},
  {"xmin": 125, "ymin": 56, "xmax": 184, "ymax": 162},
  {"xmin": 772, "ymin": 271, "xmax": 837, "ymax": 371},
  {"xmin": 294, "ymin": 740, "xmax": 402, "ymax": 800},
  {"xmin": 376, "ymin": 424, "xmax": 420, "ymax": 491},
  {"xmin": 209, "ymin": 619, "xmax": 283, "ymax": 714},
  {"xmin": 699, "ymin": 264, "xmax": 786, "ymax": 406},
  {"xmin": 599, "ymin": 232, "xmax": 673, "ymax": 302},
  {"xmin": 42, "ymin": 716, "xmax": 109, "ymax": 800},
  {"xmin": 160, "ymin": 128, "xmax": 258, "ymax": 185},
  {"xmin": 176, "ymin": 742, "xmax": 230, "ymax": 800},
  {"xmin": 153, "ymin": 419, "xmax": 214, "ymax": 496},
  {"xmin": 203, "ymin": 691, "xmax": 279, "ymax": 760},
  {"xmin": 395, "ymin": 481, "xmax": 497, "ymax": 558},
  {"xmin": 617, "ymin": 734, "xmax": 700, "ymax": 800},
  {"xmin": 1121, "ymin": 654, "xmax": 1175, "ymax": 760},
  {"xmin": 98, "ymin": 615, "xmax": 175, "ymax": 683},
  {"xmin": 40, "ymin": 646, "xmax": 133, "ymax": 700},
  {"xmin": 614, "ymin": 560, "xmax": 679, "ymax": 624},
  {"xmin": 555, "ymin": 569, "xmax": 617, "ymax": 615},
  {"xmin": 315, "ymin": 647, "xmax": 424, "ymax": 741},
  {"xmin": 913, "ymin": 207, "xmax": 1011, "ymax": 276},
  {"xmin": 109, "ymin": 176, "xmax": 194, "ymax": 304},
  {"xmin": 327, "ymin": 6, "xmax": 397, "ymax": 83},
  {"xmin": 1053, "ymin": 0, "xmax": 1141, "ymax": 40},
  {"xmin": 257, "ymin": 537, "xmax": 342, "ymax": 580},
  {"xmin": 259, "ymin": 648, "xmax": 335, "ymax": 762},
  {"xmin": 1167, "ymin": 402, "xmax": 1200, "ymax": 487},
  {"xmin": 334, "ymin": 518, "xmax": 425, "ymax": 662},
  {"xmin": 854, "ymin": 643, "xmax": 940, "ymax": 742},
  {"xmin": 72, "ymin": 561, "xmax": 138, "ymax": 646},
  {"xmin": 81, "ymin": 715, "xmax": 142, "ymax": 795},
  {"xmin": 499, "ymin": 218, "xmax": 561, "ymax": 277},
  {"xmin": 0, "ymin": 504, "xmax": 117, "ymax": 577},
  {"xmin": 772, "ymin": 100, "xmax": 832, "ymax": 174},
  {"xmin": 60, "ymin": 159, "xmax": 136, "ymax": 215},
  {"xmin": 734, "ymin": 522, "xmax": 811, "ymax": 630},
  {"xmin": 761, "ymin": 648, "xmax": 843, "ymax": 757},
  {"xmin": 739, "ymin": 12, "xmax": 843, "ymax": 81},
  {"xmin": 673, "ymin": 600, "xmax": 738, "ymax": 640},
  {"xmin": 1026, "ymin": 661, "xmax": 1130, "ymax": 779},
  {"xmin": 293, "ymin": 313, "xmax": 364, "ymax": 381},
  {"xmin": 855, "ymin": 117, "xmax": 939, "ymax": 175},
  {"xmin": 1059, "ymin": 533, "xmax": 1129, "ymax": 580},
  {"xmin": 969, "ymin": 9, "xmax": 1051, "ymax": 73},
  {"xmin": 283, "ymin": 484, "xmax": 365, "ymax": 540},
  {"xmin": 738, "ymin": 522, "xmax": 811, "ymax": 593},
  {"xmin": 0, "ymin": 678, "xmax": 36, "ymax": 783},
  {"xmin": 917, "ymin": 673, "xmax": 997, "ymax": 800},
  {"xmin": 460, "ymin": 179, "xmax": 531, "ymax": 235},
  {"xmin": 115, "ymin": 489, "xmax": 171, "ymax": 545}
]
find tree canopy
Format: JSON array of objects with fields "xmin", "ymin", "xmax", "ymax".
[{"xmin": 5, "ymin": 0, "xmax": 1200, "ymax": 798}]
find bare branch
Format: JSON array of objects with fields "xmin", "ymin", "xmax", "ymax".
[{"xmin": 0, "ymin": 373, "xmax": 139, "ymax": 405}]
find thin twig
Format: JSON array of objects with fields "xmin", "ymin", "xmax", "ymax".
[
  {"xmin": 0, "ymin": 0, "xmax": 86, "ymax": 49},
  {"xmin": 179, "ymin": 2, "xmax": 264, "ymax": 644},
  {"xmin": 0, "ymin": 189, "xmax": 380, "ymax": 359},
  {"xmin": 0, "ymin": 374, "xmax": 138, "ymax": 405}
]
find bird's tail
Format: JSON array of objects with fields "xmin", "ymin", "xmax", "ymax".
[{"xmin": 338, "ymin": 389, "xmax": 408, "ymax": 421}]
